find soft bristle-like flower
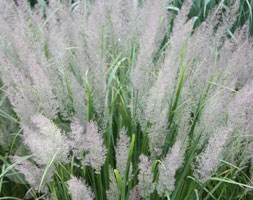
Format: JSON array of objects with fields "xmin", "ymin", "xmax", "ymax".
[
  {"xmin": 133, "ymin": 0, "xmax": 167, "ymax": 95},
  {"xmin": 68, "ymin": 119, "xmax": 107, "ymax": 172},
  {"xmin": 115, "ymin": 129, "xmax": 130, "ymax": 177},
  {"xmin": 82, "ymin": 121, "xmax": 106, "ymax": 173},
  {"xmin": 68, "ymin": 118, "xmax": 85, "ymax": 158},
  {"xmin": 227, "ymin": 80, "xmax": 253, "ymax": 170},
  {"xmin": 106, "ymin": 168, "xmax": 120, "ymax": 200},
  {"xmin": 23, "ymin": 114, "xmax": 70, "ymax": 165},
  {"xmin": 67, "ymin": 176, "xmax": 94, "ymax": 200},
  {"xmin": 194, "ymin": 127, "xmax": 231, "ymax": 183},
  {"xmin": 69, "ymin": 74, "xmax": 88, "ymax": 123},
  {"xmin": 157, "ymin": 141, "xmax": 185, "ymax": 196},
  {"xmin": 10, "ymin": 156, "xmax": 53, "ymax": 192},
  {"xmin": 138, "ymin": 154, "xmax": 155, "ymax": 199}
]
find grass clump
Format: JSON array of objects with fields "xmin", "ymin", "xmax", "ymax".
[{"xmin": 0, "ymin": 0, "xmax": 253, "ymax": 199}]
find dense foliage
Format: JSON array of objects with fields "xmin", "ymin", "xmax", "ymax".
[{"xmin": 0, "ymin": 0, "xmax": 253, "ymax": 199}]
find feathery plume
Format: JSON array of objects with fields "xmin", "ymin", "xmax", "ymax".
[
  {"xmin": 83, "ymin": 121, "xmax": 106, "ymax": 173},
  {"xmin": 138, "ymin": 1, "xmax": 193, "ymax": 160},
  {"xmin": 69, "ymin": 74, "xmax": 88, "ymax": 123},
  {"xmin": 68, "ymin": 118, "xmax": 86, "ymax": 158},
  {"xmin": 227, "ymin": 80, "xmax": 253, "ymax": 169},
  {"xmin": 85, "ymin": 0, "xmax": 107, "ymax": 116},
  {"xmin": 146, "ymin": 108, "xmax": 168, "ymax": 159},
  {"xmin": 196, "ymin": 89, "xmax": 230, "ymax": 147},
  {"xmin": 67, "ymin": 176, "xmax": 94, "ymax": 200},
  {"xmin": 194, "ymin": 127, "xmax": 231, "ymax": 183},
  {"xmin": 106, "ymin": 0, "xmax": 139, "ymax": 54},
  {"xmin": 133, "ymin": 0, "xmax": 167, "ymax": 95},
  {"xmin": 115, "ymin": 129, "xmax": 130, "ymax": 177},
  {"xmin": 10, "ymin": 156, "xmax": 53, "ymax": 192},
  {"xmin": 0, "ymin": 2, "xmax": 59, "ymax": 122},
  {"xmin": 69, "ymin": 120, "xmax": 107, "ymax": 172},
  {"xmin": 129, "ymin": 186, "xmax": 141, "ymax": 200},
  {"xmin": 138, "ymin": 155, "xmax": 155, "ymax": 199},
  {"xmin": 157, "ymin": 141, "xmax": 185, "ymax": 196},
  {"xmin": 228, "ymin": 80, "xmax": 253, "ymax": 132},
  {"xmin": 106, "ymin": 168, "xmax": 120, "ymax": 200},
  {"xmin": 23, "ymin": 114, "xmax": 70, "ymax": 165},
  {"xmin": 170, "ymin": 1, "xmax": 193, "ymax": 55}
]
